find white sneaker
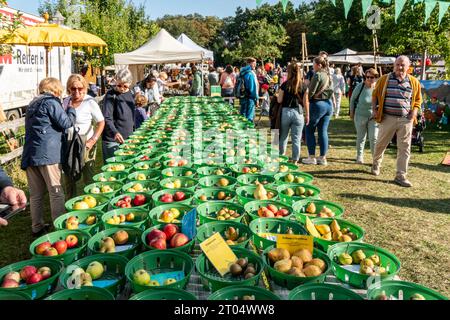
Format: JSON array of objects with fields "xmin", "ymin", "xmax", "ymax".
[
  {"xmin": 302, "ymin": 157, "xmax": 317, "ymax": 165},
  {"xmin": 316, "ymin": 156, "xmax": 328, "ymax": 166}
]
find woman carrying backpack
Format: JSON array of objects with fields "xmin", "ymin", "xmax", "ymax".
[
  {"xmin": 63, "ymin": 74, "xmax": 105, "ymax": 198},
  {"xmin": 302, "ymin": 56, "xmax": 334, "ymax": 166},
  {"xmin": 350, "ymin": 68, "xmax": 380, "ymax": 164},
  {"xmin": 277, "ymin": 63, "xmax": 310, "ymax": 165},
  {"xmin": 220, "ymin": 65, "xmax": 236, "ymax": 100},
  {"xmin": 22, "ymin": 78, "xmax": 76, "ymax": 236}
]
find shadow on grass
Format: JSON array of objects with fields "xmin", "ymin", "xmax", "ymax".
[
  {"xmin": 309, "ymin": 168, "xmax": 369, "ymax": 175},
  {"xmin": 315, "ymin": 175, "xmax": 392, "ymax": 183},
  {"xmin": 409, "ymin": 162, "xmax": 450, "ymax": 174},
  {"xmin": 340, "ymin": 193, "xmax": 450, "ymax": 214}
]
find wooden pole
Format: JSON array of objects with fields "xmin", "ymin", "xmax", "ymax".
[{"xmin": 45, "ymin": 47, "xmax": 50, "ymax": 77}]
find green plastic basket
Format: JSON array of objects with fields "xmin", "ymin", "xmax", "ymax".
[
  {"xmin": 289, "ymin": 283, "xmax": 364, "ymax": 300},
  {"xmin": 102, "ymin": 207, "xmax": 149, "ymax": 230},
  {"xmin": 208, "ymin": 285, "xmax": 281, "ymax": 300},
  {"xmin": 105, "ymin": 155, "xmax": 136, "ymax": 164},
  {"xmin": 45, "ymin": 287, "xmax": 115, "ymax": 300},
  {"xmin": 196, "ymin": 166, "xmax": 232, "ymax": 177},
  {"xmin": 196, "ymin": 201, "xmax": 245, "ymax": 224},
  {"xmin": 101, "ymin": 162, "xmax": 133, "ymax": 174},
  {"xmin": 83, "ymin": 181, "xmax": 124, "ymax": 198},
  {"xmin": 141, "ymin": 225, "xmax": 196, "ymax": 253},
  {"xmin": 274, "ymin": 172, "xmax": 314, "ymax": 185},
  {"xmin": 29, "ymin": 230, "xmax": 91, "ymax": 265},
  {"xmin": 262, "ymin": 162, "xmax": 300, "ymax": 175},
  {"xmin": 310, "ymin": 217, "xmax": 365, "ymax": 252},
  {"xmin": 152, "ymin": 188, "xmax": 195, "ymax": 206},
  {"xmin": 196, "ymin": 221, "xmax": 251, "ymax": 248},
  {"xmin": 59, "ymin": 254, "xmax": 129, "ymax": 297},
  {"xmin": 249, "ymin": 218, "xmax": 307, "ymax": 251},
  {"xmin": 196, "ymin": 247, "xmax": 264, "ymax": 292},
  {"xmin": 0, "ymin": 257, "xmax": 63, "ymax": 300},
  {"xmin": 293, "ymin": 199, "xmax": 345, "ymax": 224},
  {"xmin": 367, "ymin": 280, "xmax": 448, "ymax": 300},
  {"xmin": 129, "ymin": 288, "xmax": 197, "ymax": 300},
  {"xmin": 121, "ymin": 180, "xmax": 160, "ymax": 195},
  {"xmin": 127, "ymin": 169, "xmax": 161, "ymax": 182},
  {"xmin": 109, "ymin": 192, "xmax": 152, "ymax": 210},
  {"xmin": 263, "ymin": 246, "xmax": 331, "ymax": 289},
  {"xmin": 0, "ymin": 290, "xmax": 31, "ymax": 300},
  {"xmin": 244, "ymin": 200, "xmax": 294, "ymax": 221},
  {"xmin": 197, "ymin": 175, "xmax": 238, "ymax": 190},
  {"xmin": 125, "ymin": 250, "xmax": 194, "ymax": 293},
  {"xmin": 276, "ymin": 183, "xmax": 321, "ymax": 205},
  {"xmin": 53, "ymin": 210, "xmax": 103, "ymax": 235},
  {"xmin": 160, "ymin": 177, "xmax": 199, "ymax": 192},
  {"xmin": 194, "ymin": 187, "xmax": 237, "ymax": 204},
  {"xmin": 235, "ymin": 185, "xmax": 279, "ymax": 205},
  {"xmin": 87, "ymin": 227, "xmax": 143, "ymax": 259},
  {"xmin": 237, "ymin": 174, "xmax": 276, "ymax": 187},
  {"xmin": 92, "ymin": 171, "xmax": 127, "ymax": 183},
  {"xmin": 327, "ymin": 242, "xmax": 402, "ymax": 289},
  {"xmin": 230, "ymin": 164, "xmax": 263, "ymax": 176},
  {"xmin": 132, "ymin": 160, "xmax": 163, "ymax": 171},
  {"xmin": 148, "ymin": 203, "xmax": 194, "ymax": 226},
  {"xmin": 161, "ymin": 166, "xmax": 196, "ymax": 178},
  {"xmin": 65, "ymin": 194, "xmax": 110, "ymax": 212}
]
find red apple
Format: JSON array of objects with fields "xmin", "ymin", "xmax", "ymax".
[
  {"xmin": 266, "ymin": 204, "xmax": 278, "ymax": 214},
  {"xmin": 38, "ymin": 267, "xmax": 52, "ymax": 280},
  {"xmin": 20, "ymin": 266, "xmax": 37, "ymax": 281},
  {"xmin": 3, "ymin": 271, "xmax": 20, "ymax": 283},
  {"xmin": 65, "ymin": 234, "xmax": 78, "ymax": 248},
  {"xmin": 170, "ymin": 233, "xmax": 189, "ymax": 248},
  {"xmin": 147, "ymin": 229, "xmax": 167, "ymax": 243},
  {"xmin": 160, "ymin": 194, "xmax": 174, "ymax": 203},
  {"xmin": 52, "ymin": 240, "xmax": 68, "ymax": 255},
  {"xmin": 35, "ymin": 241, "xmax": 52, "ymax": 255},
  {"xmin": 133, "ymin": 194, "xmax": 146, "ymax": 206},
  {"xmin": 43, "ymin": 247, "xmax": 58, "ymax": 256},
  {"xmin": 1, "ymin": 279, "xmax": 19, "ymax": 288},
  {"xmin": 124, "ymin": 196, "xmax": 132, "ymax": 203},
  {"xmin": 150, "ymin": 237, "xmax": 167, "ymax": 250},
  {"xmin": 163, "ymin": 224, "xmax": 179, "ymax": 241},
  {"xmin": 26, "ymin": 272, "xmax": 43, "ymax": 285},
  {"xmin": 242, "ymin": 167, "xmax": 251, "ymax": 174},
  {"xmin": 173, "ymin": 192, "xmax": 186, "ymax": 201},
  {"xmin": 277, "ymin": 208, "xmax": 289, "ymax": 216}
]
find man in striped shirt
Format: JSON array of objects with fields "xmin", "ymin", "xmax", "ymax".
[{"xmin": 371, "ymin": 56, "xmax": 422, "ymax": 187}]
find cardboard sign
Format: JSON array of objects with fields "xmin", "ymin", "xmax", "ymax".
[
  {"xmin": 276, "ymin": 234, "xmax": 314, "ymax": 255},
  {"xmin": 200, "ymin": 232, "xmax": 238, "ymax": 277},
  {"xmin": 182, "ymin": 208, "xmax": 197, "ymax": 240},
  {"xmin": 442, "ymin": 151, "xmax": 450, "ymax": 166}
]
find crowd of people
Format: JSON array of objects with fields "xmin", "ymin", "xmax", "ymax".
[{"xmin": 0, "ymin": 53, "xmax": 423, "ymax": 235}]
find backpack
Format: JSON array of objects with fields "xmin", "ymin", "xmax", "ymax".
[
  {"xmin": 224, "ymin": 75, "xmax": 233, "ymax": 87},
  {"xmin": 234, "ymin": 74, "xmax": 248, "ymax": 99},
  {"xmin": 62, "ymin": 127, "xmax": 85, "ymax": 181}
]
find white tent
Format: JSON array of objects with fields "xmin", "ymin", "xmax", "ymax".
[
  {"xmin": 177, "ymin": 33, "xmax": 214, "ymax": 61},
  {"xmin": 114, "ymin": 29, "xmax": 204, "ymax": 82},
  {"xmin": 328, "ymin": 48, "xmax": 395, "ymax": 65}
]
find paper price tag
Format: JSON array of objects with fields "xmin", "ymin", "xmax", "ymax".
[
  {"xmin": 276, "ymin": 234, "xmax": 314, "ymax": 255},
  {"xmin": 199, "ymin": 232, "xmax": 238, "ymax": 277}
]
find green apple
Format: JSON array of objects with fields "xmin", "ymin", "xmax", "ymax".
[
  {"xmin": 91, "ymin": 187, "xmax": 101, "ymax": 194},
  {"xmin": 133, "ymin": 269, "xmax": 150, "ymax": 286},
  {"xmin": 163, "ymin": 278, "xmax": 177, "ymax": 285},
  {"xmin": 338, "ymin": 253, "xmax": 353, "ymax": 265},
  {"xmin": 148, "ymin": 280, "xmax": 160, "ymax": 286},
  {"xmin": 86, "ymin": 261, "xmax": 104, "ymax": 280},
  {"xmin": 285, "ymin": 173, "xmax": 294, "ymax": 183}
]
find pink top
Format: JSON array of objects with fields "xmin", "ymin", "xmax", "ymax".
[{"xmin": 220, "ymin": 72, "xmax": 236, "ymax": 88}]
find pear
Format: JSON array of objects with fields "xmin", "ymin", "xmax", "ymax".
[
  {"xmin": 351, "ymin": 250, "xmax": 366, "ymax": 264},
  {"xmin": 285, "ymin": 188, "xmax": 295, "ymax": 197},
  {"xmin": 99, "ymin": 237, "xmax": 116, "ymax": 253},
  {"xmin": 253, "ymin": 184, "xmax": 268, "ymax": 200},
  {"xmin": 330, "ymin": 220, "xmax": 340, "ymax": 234},
  {"xmin": 332, "ymin": 231, "xmax": 343, "ymax": 241},
  {"xmin": 361, "ymin": 258, "xmax": 375, "ymax": 269},
  {"xmin": 338, "ymin": 252, "xmax": 352, "ymax": 265},
  {"xmin": 285, "ymin": 173, "xmax": 295, "ymax": 183},
  {"xmin": 338, "ymin": 234, "xmax": 353, "ymax": 242},
  {"xmin": 370, "ymin": 254, "xmax": 381, "ymax": 266},
  {"xmin": 359, "ymin": 265, "xmax": 374, "ymax": 275},
  {"xmin": 306, "ymin": 202, "xmax": 316, "ymax": 214}
]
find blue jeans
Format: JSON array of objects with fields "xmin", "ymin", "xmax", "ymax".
[
  {"xmin": 102, "ymin": 141, "xmax": 120, "ymax": 164},
  {"xmin": 306, "ymin": 99, "xmax": 333, "ymax": 156},
  {"xmin": 279, "ymin": 108, "xmax": 305, "ymax": 161},
  {"xmin": 240, "ymin": 98, "xmax": 256, "ymax": 122}
]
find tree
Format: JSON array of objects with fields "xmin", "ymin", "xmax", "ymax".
[
  {"xmin": 0, "ymin": 0, "xmax": 23, "ymax": 55},
  {"xmin": 229, "ymin": 18, "xmax": 288, "ymax": 65}
]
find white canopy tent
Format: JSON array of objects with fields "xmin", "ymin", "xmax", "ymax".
[
  {"xmin": 328, "ymin": 48, "xmax": 395, "ymax": 65},
  {"xmin": 114, "ymin": 28, "xmax": 204, "ymax": 82},
  {"xmin": 177, "ymin": 33, "xmax": 214, "ymax": 61}
]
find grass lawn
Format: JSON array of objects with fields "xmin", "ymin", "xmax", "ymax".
[{"xmin": 1, "ymin": 97, "xmax": 449, "ymax": 297}]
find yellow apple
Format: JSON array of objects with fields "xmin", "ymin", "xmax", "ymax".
[
  {"xmin": 83, "ymin": 196, "xmax": 97, "ymax": 209},
  {"xmin": 73, "ymin": 201, "xmax": 90, "ymax": 210}
]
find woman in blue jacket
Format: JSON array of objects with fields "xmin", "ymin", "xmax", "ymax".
[{"xmin": 21, "ymin": 78, "xmax": 76, "ymax": 236}]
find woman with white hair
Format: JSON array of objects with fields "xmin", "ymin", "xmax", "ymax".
[
  {"xmin": 101, "ymin": 68, "xmax": 136, "ymax": 162},
  {"xmin": 332, "ymin": 67, "xmax": 345, "ymax": 118}
]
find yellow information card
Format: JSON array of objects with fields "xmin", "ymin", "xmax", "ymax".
[
  {"xmin": 276, "ymin": 234, "xmax": 314, "ymax": 255},
  {"xmin": 199, "ymin": 232, "xmax": 238, "ymax": 277}
]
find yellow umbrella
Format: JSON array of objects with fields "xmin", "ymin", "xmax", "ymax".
[{"xmin": 0, "ymin": 13, "xmax": 107, "ymax": 76}]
